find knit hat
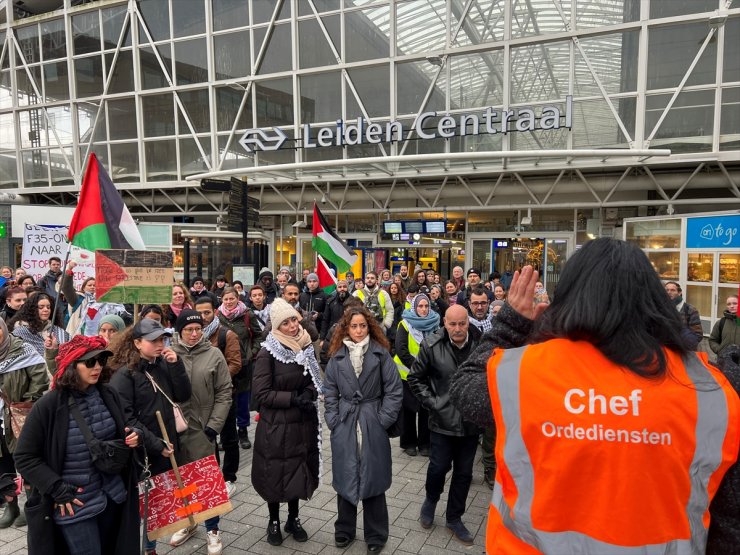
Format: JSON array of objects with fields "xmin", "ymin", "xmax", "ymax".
[
  {"xmin": 258, "ymin": 268, "xmax": 274, "ymax": 281},
  {"xmin": 278, "ymin": 265, "xmax": 291, "ymax": 275},
  {"xmin": 467, "ymin": 268, "xmax": 481, "ymax": 277},
  {"xmin": 412, "ymin": 293, "xmax": 431, "ymax": 314},
  {"xmin": 191, "ymin": 276, "xmax": 205, "ymax": 287},
  {"xmin": 175, "ymin": 309, "xmax": 204, "ymax": 334},
  {"xmin": 270, "ymin": 298, "xmax": 301, "ymax": 331},
  {"xmin": 99, "ymin": 314, "xmax": 125, "ymax": 332},
  {"xmin": 306, "ymin": 273, "xmax": 319, "ymax": 282},
  {"xmin": 491, "ymin": 300, "xmax": 505, "ymax": 309},
  {"xmin": 54, "ymin": 335, "xmax": 112, "ymax": 386}
]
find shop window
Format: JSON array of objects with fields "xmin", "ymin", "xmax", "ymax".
[
  {"xmin": 719, "ymin": 253, "xmax": 740, "ymax": 284},
  {"xmin": 686, "ymin": 284, "xmax": 712, "ymax": 322},
  {"xmin": 647, "ymin": 251, "xmax": 680, "ymax": 280},
  {"xmin": 688, "ymin": 253, "xmax": 713, "ymax": 283},
  {"xmin": 625, "ymin": 219, "xmax": 680, "ymax": 249}
]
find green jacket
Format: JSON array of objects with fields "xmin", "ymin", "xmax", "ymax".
[
  {"xmin": 709, "ymin": 311, "xmax": 740, "ymax": 355},
  {"xmin": 0, "ymin": 336, "xmax": 49, "ymax": 453},
  {"xmin": 172, "ymin": 335, "xmax": 232, "ymax": 464}
]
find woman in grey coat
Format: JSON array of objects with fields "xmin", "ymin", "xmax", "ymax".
[{"xmin": 324, "ymin": 306, "xmax": 403, "ymax": 553}]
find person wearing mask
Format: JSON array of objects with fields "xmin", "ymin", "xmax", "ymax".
[
  {"xmin": 299, "ymin": 273, "xmax": 327, "ymax": 333},
  {"xmin": 456, "ymin": 268, "xmax": 493, "ymax": 309},
  {"xmin": 709, "ymin": 295, "xmax": 739, "ymax": 356},
  {"xmin": 37, "ymin": 257, "xmax": 62, "ymax": 301},
  {"xmin": 195, "ymin": 296, "xmax": 243, "ymax": 458},
  {"xmin": 9, "ymin": 293, "xmax": 69, "ymax": 358},
  {"xmin": 664, "ymin": 281, "xmax": 703, "ymax": 350},
  {"xmin": 252, "ymin": 299, "xmax": 321, "ymax": 546},
  {"xmin": 168, "ymin": 310, "xmax": 232, "ymax": 554},
  {"xmin": 320, "ymin": 279, "xmax": 351, "ymax": 342},
  {"xmin": 467, "ymin": 286, "xmax": 494, "ymax": 334},
  {"xmin": 399, "ymin": 265, "xmax": 412, "ymax": 291},
  {"xmin": 108, "ymin": 319, "xmax": 190, "ymax": 555},
  {"xmin": 248, "ymin": 285, "xmax": 270, "ymax": 331},
  {"xmin": 353, "ymin": 272, "xmax": 394, "ymax": 333},
  {"xmin": 450, "ymin": 239, "xmax": 739, "ymax": 554},
  {"xmin": 255, "ymin": 268, "xmax": 278, "ymax": 304},
  {"xmin": 394, "ymin": 294, "xmax": 440, "ymax": 457},
  {"xmin": 163, "ymin": 283, "xmax": 193, "ymax": 328},
  {"xmin": 97, "ymin": 314, "xmax": 125, "ymax": 344},
  {"xmin": 190, "ymin": 277, "xmax": 218, "ymax": 308},
  {"xmin": 0, "ymin": 287, "xmax": 27, "ymax": 322},
  {"xmin": 210, "ymin": 276, "xmax": 228, "ymax": 304},
  {"xmin": 0, "ymin": 318, "xmax": 48, "ymax": 528},
  {"xmin": 324, "ymin": 306, "xmax": 402, "ymax": 553},
  {"xmin": 14, "ymin": 335, "xmax": 141, "ymax": 555},
  {"xmin": 408, "ymin": 304, "xmax": 482, "ymax": 545}
]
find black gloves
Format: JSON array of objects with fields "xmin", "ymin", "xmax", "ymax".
[
  {"xmin": 50, "ymin": 481, "xmax": 79, "ymax": 504},
  {"xmin": 204, "ymin": 426, "xmax": 218, "ymax": 442},
  {"xmin": 290, "ymin": 390, "xmax": 315, "ymax": 411}
]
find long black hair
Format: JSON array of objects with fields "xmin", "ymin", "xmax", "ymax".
[
  {"xmin": 531, "ymin": 238, "xmax": 688, "ymax": 378},
  {"xmin": 8, "ymin": 292, "xmax": 64, "ymax": 332}
]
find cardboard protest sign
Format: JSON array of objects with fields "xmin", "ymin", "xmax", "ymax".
[
  {"xmin": 139, "ymin": 455, "xmax": 232, "ymax": 540},
  {"xmin": 21, "ymin": 224, "xmax": 95, "ymax": 287},
  {"xmin": 95, "ymin": 249, "xmax": 173, "ymax": 304}
]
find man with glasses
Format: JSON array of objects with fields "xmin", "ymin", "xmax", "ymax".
[
  {"xmin": 456, "ymin": 268, "xmax": 493, "ymax": 309},
  {"xmin": 467, "ymin": 286, "xmax": 494, "ymax": 333}
]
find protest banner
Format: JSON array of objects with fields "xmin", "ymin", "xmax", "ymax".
[
  {"xmin": 95, "ymin": 249, "xmax": 173, "ymax": 304},
  {"xmin": 139, "ymin": 455, "xmax": 232, "ymax": 540},
  {"xmin": 21, "ymin": 224, "xmax": 95, "ymax": 287}
]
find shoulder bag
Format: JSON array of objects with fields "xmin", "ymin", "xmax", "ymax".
[
  {"xmin": 144, "ymin": 371, "xmax": 188, "ymax": 433},
  {"xmin": 0, "ymin": 391, "xmax": 33, "ymax": 439},
  {"xmin": 68, "ymin": 396, "xmax": 130, "ymax": 475}
]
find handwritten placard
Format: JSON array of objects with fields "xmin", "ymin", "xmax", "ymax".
[{"xmin": 96, "ymin": 249, "xmax": 174, "ymax": 303}]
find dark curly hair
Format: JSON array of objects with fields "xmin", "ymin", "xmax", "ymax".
[
  {"xmin": 55, "ymin": 361, "xmax": 112, "ymax": 390},
  {"xmin": 328, "ymin": 306, "xmax": 390, "ymax": 356},
  {"xmin": 108, "ymin": 327, "xmax": 142, "ymax": 371},
  {"xmin": 8, "ymin": 292, "xmax": 63, "ymax": 332}
]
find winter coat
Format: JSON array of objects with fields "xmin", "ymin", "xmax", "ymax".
[
  {"xmin": 709, "ymin": 311, "xmax": 740, "ymax": 355},
  {"xmin": 13, "ymin": 385, "xmax": 140, "ymax": 555},
  {"xmin": 430, "ymin": 297, "xmax": 449, "ymax": 319},
  {"xmin": 320, "ymin": 292, "xmax": 350, "ymax": 340},
  {"xmin": 323, "ymin": 340, "xmax": 402, "ymax": 505},
  {"xmin": 109, "ymin": 356, "xmax": 192, "ymax": 475},
  {"xmin": 408, "ymin": 326, "xmax": 482, "ymax": 437},
  {"xmin": 251, "ymin": 346, "xmax": 319, "ymax": 503},
  {"xmin": 208, "ymin": 325, "xmax": 242, "ymax": 378},
  {"xmin": 217, "ymin": 309, "xmax": 261, "ymax": 392},
  {"xmin": 0, "ymin": 335, "xmax": 49, "ymax": 453},
  {"xmin": 299, "ymin": 289, "xmax": 327, "ymax": 331},
  {"xmin": 191, "ymin": 288, "xmax": 219, "ymax": 308},
  {"xmin": 676, "ymin": 300, "xmax": 704, "ymax": 351},
  {"xmin": 708, "ymin": 345, "xmax": 740, "ymax": 553},
  {"xmin": 38, "ymin": 270, "xmax": 61, "ymax": 300},
  {"xmin": 172, "ymin": 336, "xmax": 232, "ymax": 463}
]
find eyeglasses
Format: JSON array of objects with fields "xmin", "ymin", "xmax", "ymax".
[
  {"xmin": 471, "ymin": 301, "xmax": 489, "ymax": 306},
  {"xmin": 79, "ymin": 355, "xmax": 109, "ymax": 368}
]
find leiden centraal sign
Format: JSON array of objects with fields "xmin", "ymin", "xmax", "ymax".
[{"xmin": 239, "ymin": 96, "xmax": 573, "ymax": 153}]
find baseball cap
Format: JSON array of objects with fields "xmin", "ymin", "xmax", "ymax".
[{"xmin": 133, "ymin": 319, "xmax": 172, "ymax": 341}]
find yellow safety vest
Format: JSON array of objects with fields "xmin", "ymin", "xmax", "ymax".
[{"xmin": 392, "ymin": 320, "xmax": 419, "ymax": 381}]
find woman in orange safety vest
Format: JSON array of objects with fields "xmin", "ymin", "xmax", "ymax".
[{"xmin": 450, "ymin": 238, "xmax": 739, "ymax": 554}]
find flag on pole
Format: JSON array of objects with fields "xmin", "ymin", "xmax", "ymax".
[
  {"xmin": 317, "ymin": 255, "xmax": 337, "ymax": 295},
  {"xmin": 68, "ymin": 153, "xmax": 146, "ymax": 251},
  {"xmin": 312, "ymin": 202, "xmax": 358, "ymax": 273}
]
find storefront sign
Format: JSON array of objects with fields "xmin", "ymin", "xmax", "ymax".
[
  {"xmin": 240, "ymin": 97, "xmax": 573, "ymax": 153},
  {"xmin": 686, "ymin": 215, "xmax": 740, "ymax": 248}
]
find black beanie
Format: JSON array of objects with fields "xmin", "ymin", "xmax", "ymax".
[{"xmin": 175, "ymin": 309, "xmax": 204, "ymax": 334}]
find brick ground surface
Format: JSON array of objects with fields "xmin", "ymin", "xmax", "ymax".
[{"xmin": 0, "ymin": 413, "xmax": 490, "ymax": 554}]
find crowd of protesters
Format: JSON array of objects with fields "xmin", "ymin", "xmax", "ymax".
[{"xmin": 0, "ymin": 247, "xmax": 738, "ymax": 555}]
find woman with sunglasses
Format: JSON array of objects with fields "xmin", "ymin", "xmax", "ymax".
[{"xmin": 14, "ymin": 335, "xmax": 141, "ymax": 555}]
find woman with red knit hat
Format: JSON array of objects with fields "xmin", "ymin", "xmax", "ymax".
[{"xmin": 14, "ymin": 335, "xmax": 142, "ymax": 555}]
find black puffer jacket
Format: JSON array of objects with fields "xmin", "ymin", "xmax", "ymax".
[
  {"xmin": 109, "ymin": 357, "xmax": 192, "ymax": 475},
  {"xmin": 408, "ymin": 326, "xmax": 482, "ymax": 436},
  {"xmin": 299, "ymin": 289, "xmax": 327, "ymax": 331},
  {"xmin": 320, "ymin": 292, "xmax": 351, "ymax": 340},
  {"xmin": 708, "ymin": 346, "xmax": 740, "ymax": 554}
]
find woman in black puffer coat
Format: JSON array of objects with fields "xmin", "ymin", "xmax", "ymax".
[{"xmin": 708, "ymin": 345, "xmax": 740, "ymax": 554}]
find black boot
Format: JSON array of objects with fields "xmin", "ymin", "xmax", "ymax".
[
  {"xmin": 284, "ymin": 516, "xmax": 308, "ymax": 542},
  {"xmin": 266, "ymin": 519, "xmax": 283, "ymax": 546},
  {"xmin": 238, "ymin": 428, "xmax": 251, "ymax": 450},
  {"xmin": 0, "ymin": 498, "xmax": 19, "ymax": 529}
]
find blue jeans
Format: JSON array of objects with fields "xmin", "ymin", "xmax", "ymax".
[
  {"xmin": 236, "ymin": 391, "xmax": 251, "ymax": 429},
  {"xmin": 59, "ymin": 500, "xmax": 120, "ymax": 555}
]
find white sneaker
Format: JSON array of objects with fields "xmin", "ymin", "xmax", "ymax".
[
  {"xmin": 225, "ymin": 481, "xmax": 236, "ymax": 498},
  {"xmin": 207, "ymin": 529, "xmax": 223, "ymax": 555},
  {"xmin": 169, "ymin": 524, "xmax": 197, "ymax": 546}
]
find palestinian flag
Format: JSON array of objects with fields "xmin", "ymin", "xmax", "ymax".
[
  {"xmin": 68, "ymin": 153, "xmax": 145, "ymax": 251},
  {"xmin": 317, "ymin": 255, "xmax": 337, "ymax": 295},
  {"xmin": 312, "ymin": 202, "xmax": 357, "ymax": 274}
]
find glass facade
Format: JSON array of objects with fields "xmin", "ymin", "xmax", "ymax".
[{"xmin": 0, "ymin": 0, "xmax": 737, "ymax": 193}]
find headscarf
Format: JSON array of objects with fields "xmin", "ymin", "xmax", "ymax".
[
  {"xmin": 99, "ymin": 314, "xmax": 125, "ymax": 332},
  {"xmin": 53, "ymin": 335, "xmax": 110, "ymax": 388},
  {"xmin": 401, "ymin": 293, "xmax": 440, "ymax": 343}
]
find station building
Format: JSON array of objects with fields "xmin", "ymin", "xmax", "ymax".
[{"xmin": 0, "ymin": 0, "xmax": 739, "ymax": 330}]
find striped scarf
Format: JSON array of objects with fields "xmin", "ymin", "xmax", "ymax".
[{"xmin": 12, "ymin": 323, "xmax": 69, "ymax": 357}]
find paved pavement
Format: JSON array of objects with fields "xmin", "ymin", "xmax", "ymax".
[{"xmin": 0, "ymin": 416, "xmax": 490, "ymax": 554}]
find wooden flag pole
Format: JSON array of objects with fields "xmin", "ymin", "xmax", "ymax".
[{"xmin": 155, "ymin": 410, "xmax": 196, "ymax": 527}]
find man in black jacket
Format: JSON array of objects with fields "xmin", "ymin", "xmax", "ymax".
[
  {"xmin": 407, "ymin": 304, "xmax": 481, "ymax": 546},
  {"xmin": 320, "ymin": 279, "xmax": 350, "ymax": 341},
  {"xmin": 299, "ymin": 273, "xmax": 327, "ymax": 332}
]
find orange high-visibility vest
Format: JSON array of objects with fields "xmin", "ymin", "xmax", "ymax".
[{"xmin": 485, "ymin": 339, "xmax": 739, "ymax": 554}]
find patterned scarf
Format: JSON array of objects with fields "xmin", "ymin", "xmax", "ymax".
[
  {"xmin": 218, "ymin": 301, "xmax": 247, "ymax": 320},
  {"xmin": 251, "ymin": 305, "xmax": 270, "ymax": 331},
  {"xmin": 169, "ymin": 302, "xmax": 192, "ymax": 318},
  {"xmin": 12, "ymin": 321, "xmax": 69, "ymax": 357},
  {"xmin": 202, "ymin": 317, "xmax": 221, "ymax": 341},
  {"xmin": 264, "ymin": 332, "xmax": 324, "ymax": 479},
  {"xmin": 469, "ymin": 315, "xmax": 493, "ymax": 333}
]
